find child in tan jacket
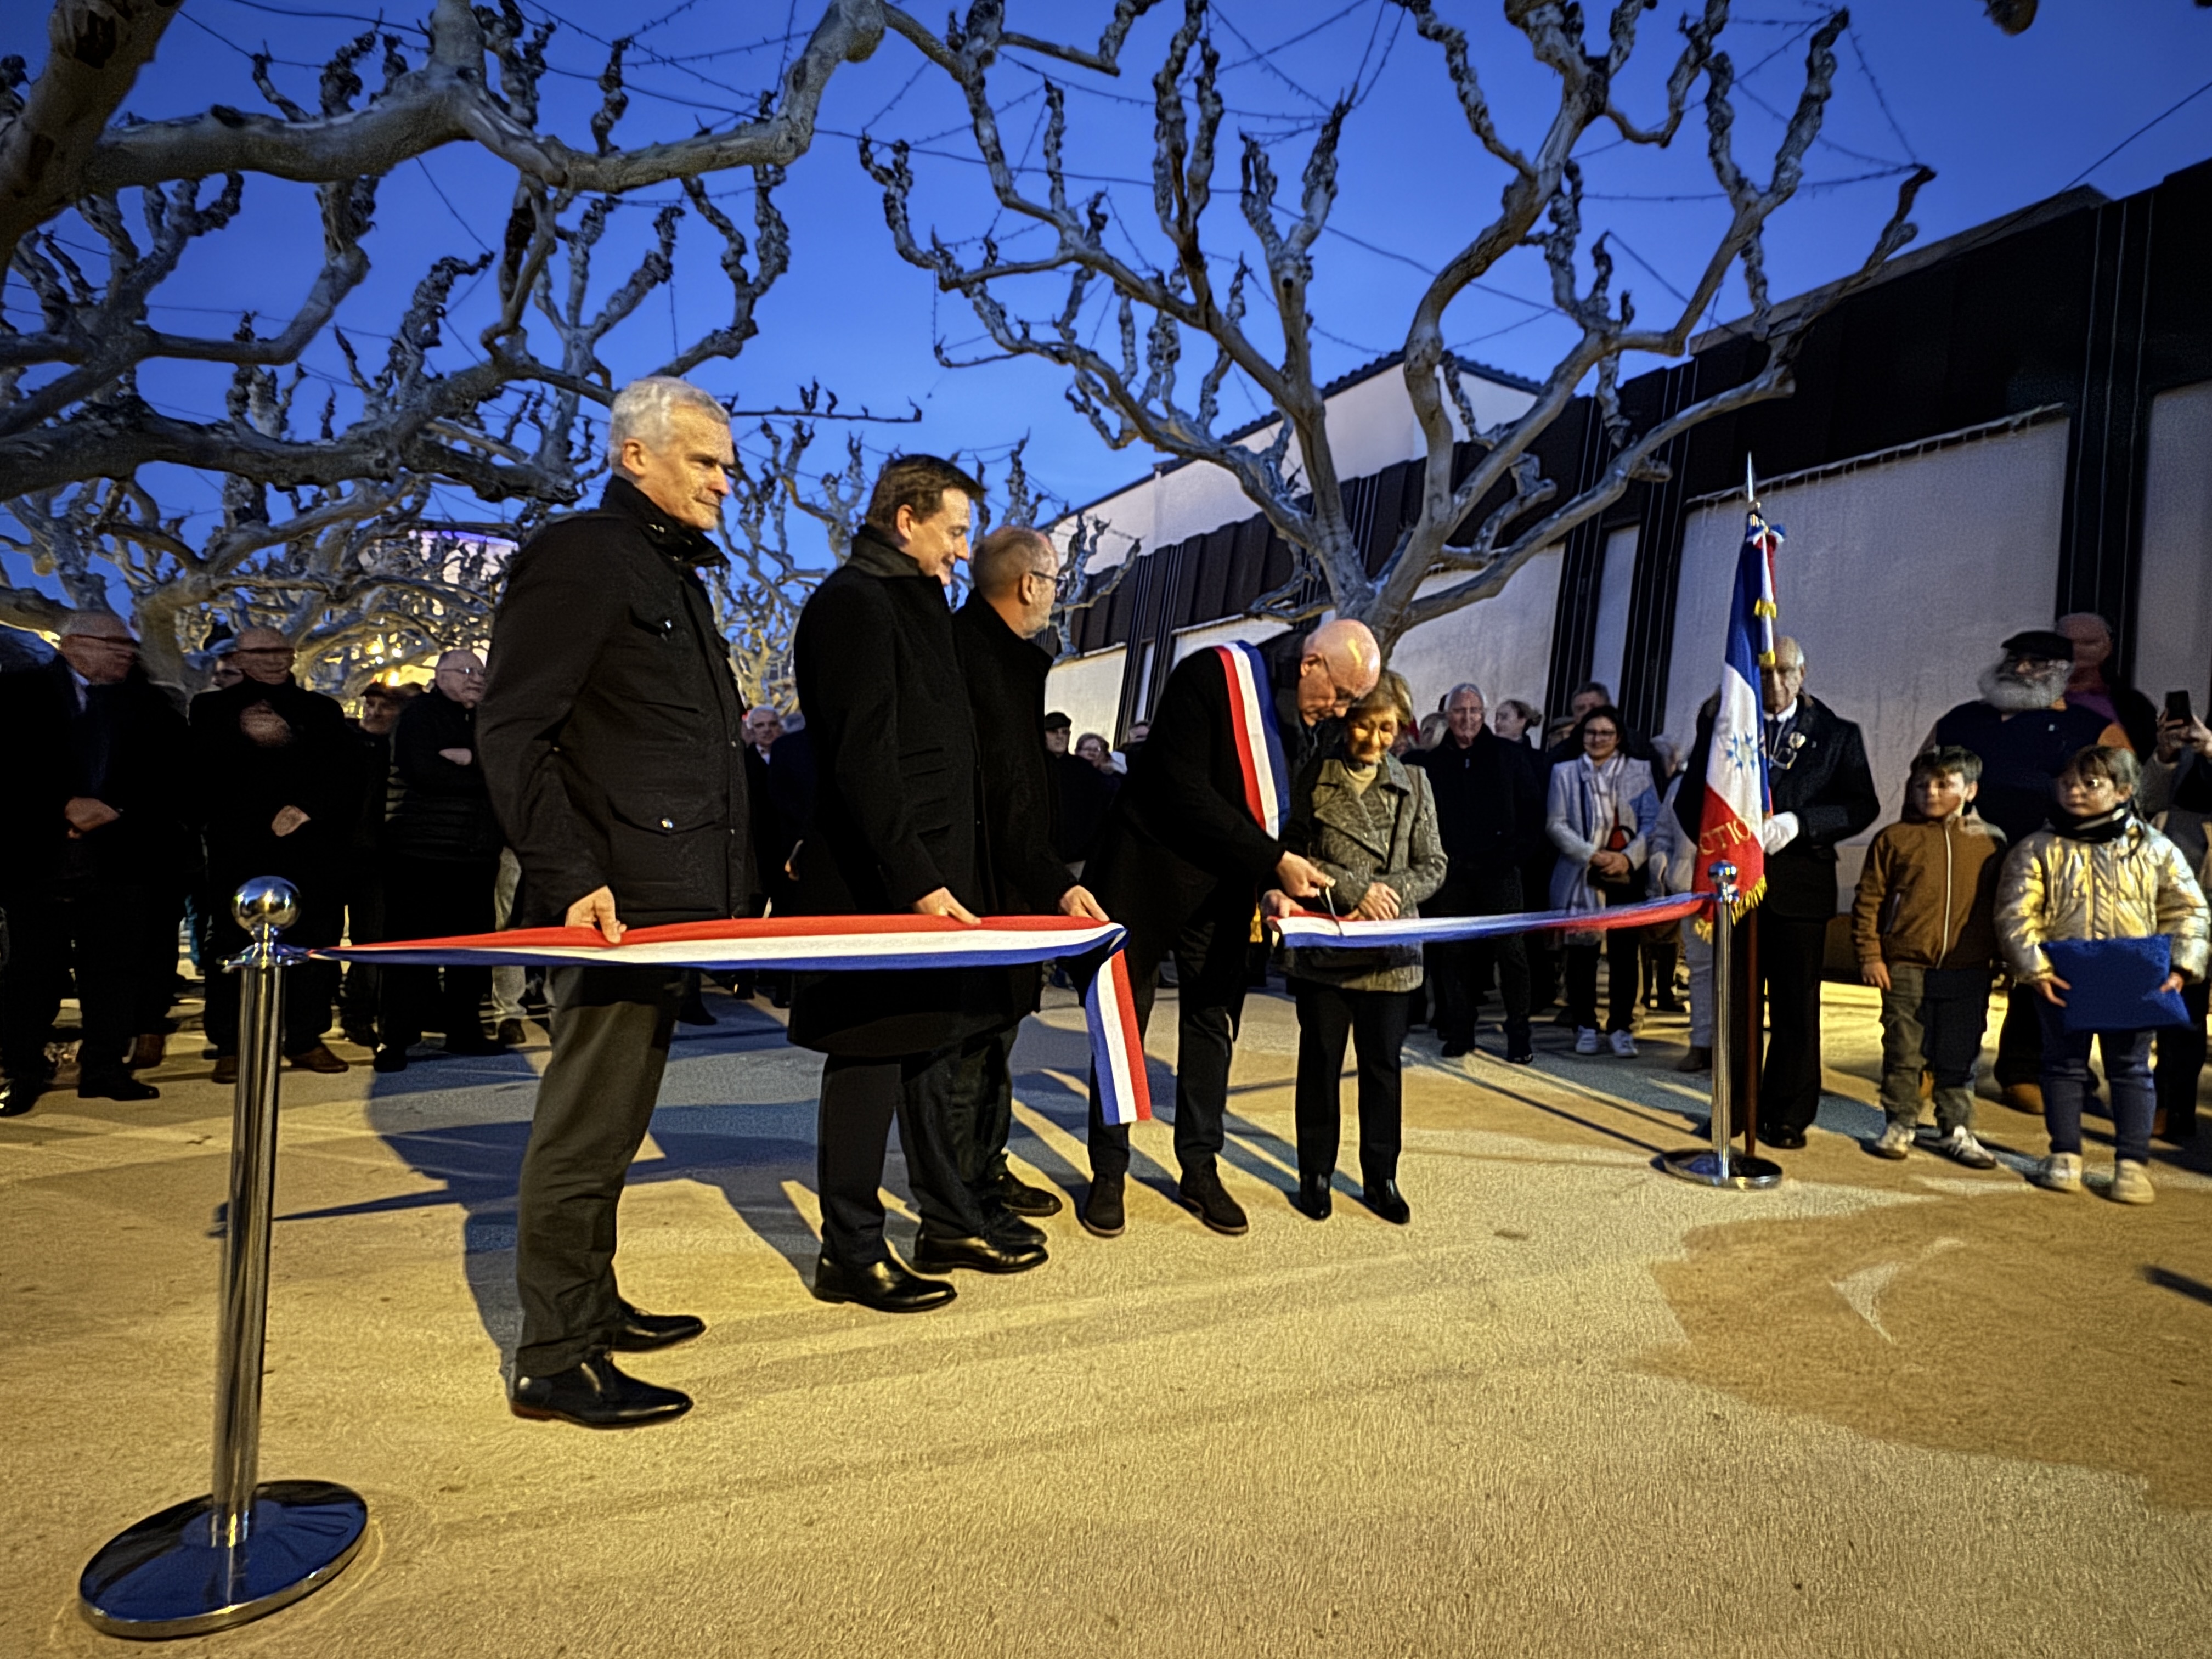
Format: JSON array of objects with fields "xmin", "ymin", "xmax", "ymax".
[{"xmin": 1851, "ymin": 747, "xmax": 2008, "ymax": 1167}]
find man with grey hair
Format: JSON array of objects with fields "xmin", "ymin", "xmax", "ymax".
[
  {"xmin": 479, "ymin": 374, "xmax": 760, "ymax": 1428},
  {"xmin": 1407, "ymin": 680, "xmax": 1544, "ymax": 1062}
]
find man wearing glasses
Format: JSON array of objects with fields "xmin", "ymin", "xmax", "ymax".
[
  {"xmin": 1076, "ymin": 619, "xmax": 1378, "ymax": 1240},
  {"xmin": 190, "ymin": 626, "xmax": 359, "ymax": 1082}
]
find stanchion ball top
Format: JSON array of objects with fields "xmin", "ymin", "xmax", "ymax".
[{"xmin": 233, "ymin": 876, "xmax": 300, "ymax": 934}]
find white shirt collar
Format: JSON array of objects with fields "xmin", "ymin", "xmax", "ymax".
[{"xmin": 1767, "ymin": 698, "xmax": 1799, "ymax": 725}]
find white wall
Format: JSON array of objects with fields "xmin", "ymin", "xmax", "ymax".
[
  {"xmin": 1052, "ymin": 364, "xmax": 1537, "ymax": 575},
  {"xmin": 1171, "ymin": 616, "xmax": 1290, "ymax": 666},
  {"xmin": 2136, "ymin": 380, "xmax": 2212, "ymax": 707},
  {"xmin": 1386, "ymin": 546, "xmax": 1565, "ymax": 725},
  {"xmin": 1044, "ymin": 646, "xmax": 1127, "ymax": 743},
  {"xmin": 1662, "ymin": 417, "xmax": 2073, "ymax": 892},
  {"xmin": 1588, "ymin": 524, "xmax": 1640, "ymax": 698}
]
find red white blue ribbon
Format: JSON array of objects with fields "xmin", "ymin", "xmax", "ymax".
[
  {"xmin": 1214, "ymin": 641, "xmax": 1290, "ymax": 839},
  {"xmin": 1275, "ymin": 890, "xmax": 1711, "ymax": 950},
  {"xmin": 323, "ymin": 915, "xmax": 1154, "ymax": 1127}
]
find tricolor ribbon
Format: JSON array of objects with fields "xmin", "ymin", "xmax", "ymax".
[
  {"xmin": 1214, "ymin": 641, "xmax": 1291, "ymax": 838},
  {"xmin": 1274, "ymin": 890, "xmax": 1711, "ymax": 951},
  {"xmin": 321, "ymin": 915, "xmax": 1153, "ymax": 1128}
]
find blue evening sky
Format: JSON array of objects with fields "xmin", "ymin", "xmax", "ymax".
[{"xmin": 4, "ymin": 0, "xmax": 2210, "ymax": 573}]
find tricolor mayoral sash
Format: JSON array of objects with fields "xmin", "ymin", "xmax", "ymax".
[
  {"xmin": 325, "ymin": 915, "xmax": 1155, "ymax": 1127},
  {"xmin": 1213, "ymin": 641, "xmax": 1291, "ymax": 838}
]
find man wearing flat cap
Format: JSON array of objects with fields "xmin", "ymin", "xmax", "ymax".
[{"xmin": 1925, "ymin": 627, "xmax": 2129, "ymax": 1112}]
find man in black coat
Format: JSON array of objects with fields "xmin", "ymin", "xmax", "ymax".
[
  {"xmin": 1408, "ymin": 682, "xmax": 1545, "ymax": 1062},
  {"xmin": 0, "ymin": 615, "xmax": 190, "ymax": 1113},
  {"xmin": 191, "ymin": 627, "xmax": 359, "ymax": 1080},
  {"xmin": 478, "ymin": 376, "xmax": 759, "ymax": 1430},
  {"xmin": 788, "ymin": 455, "xmax": 1045, "ymax": 1312},
  {"xmin": 374, "ymin": 650, "xmax": 504, "ymax": 1070},
  {"xmin": 1676, "ymin": 637, "xmax": 1880, "ymax": 1147},
  {"xmin": 950, "ymin": 528, "xmax": 1111, "ymax": 1228},
  {"xmin": 339, "ymin": 680, "xmax": 414, "ymax": 1047},
  {"xmin": 1078, "ymin": 619, "xmax": 1379, "ymax": 1239}
]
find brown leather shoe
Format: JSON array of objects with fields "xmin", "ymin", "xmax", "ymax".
[
  {"xmin": 286, "ymin": 1043, "xmax": 349, "ymax": 1074},
  {"xmin": 1999, "ymin": 1082, "xmax": 2044, "ymax": 1114},
  {"xmin": 212, "ymin": 1056, "xmax": 238, "ymax": 1085},
  {"xmin": 127, "ymin": 1033, "xmax": 166, "ymax": 1071},
  {"xmin": 1674, "ymin": 1046, "xmax": 1712, "ymax": 1074}
]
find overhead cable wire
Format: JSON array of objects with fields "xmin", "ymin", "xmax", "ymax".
[{"xmin": 2062, "ymin": 74, "xmax": 2212, "ymax": 190}]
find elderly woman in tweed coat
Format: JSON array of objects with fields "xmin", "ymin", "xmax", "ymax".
[{"xmin": 1267, "ymin": 671, "xmax": 1447, "ymax": 1226}]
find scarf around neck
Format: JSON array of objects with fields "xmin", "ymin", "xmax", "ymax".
[{"xmin": 2049, "ymin": 803, "xmax": 2132, "ymax": 844}]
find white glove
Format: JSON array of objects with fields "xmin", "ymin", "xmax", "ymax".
[{"xmin": 1759, "ymin": 811, "xmax": 1801, "ymax": 854}]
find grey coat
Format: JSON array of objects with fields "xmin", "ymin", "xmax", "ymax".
[{"xmin": 1279, "ymin": 754, "xmax": 1448, "ymax": 992}]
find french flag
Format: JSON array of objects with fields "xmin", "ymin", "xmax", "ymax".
[{"xmin": 1696, "ymin": 510, "xmax": 1779, "ymax": 916}]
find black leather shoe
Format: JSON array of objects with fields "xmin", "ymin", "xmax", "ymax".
[
  {"xmin": 1438, "ymin": 1039, "xmax": 1471, "ymax": 1059},
  {"xmin": 1081, "ymin": 1173, "xmax": 1126, "ymax": 1238},
  {"xmin": 608, "ymin": 1301, "xmax": 706, "ymax": 1352},
  {"xmin": 79, "ymin": 1075, "xmax": 159, "ymax": 1102},
  {"xmin": 1763, "ymin": 1126, "xmax": 1808, "ymax": 1150},
  {"xmin": 1505, "ymin": 1022, "xmax": 1535, "ymax": 1065},
  {"xmin": 989, "ymin": 1214, "xmax": 1048, "ymax": 1250},
  {"xmin": 1177, "ymin": 1168, "xmax": 1249, "ymax": 1236},
  {"xmin": 509, "ymin": 1352, "xmax": 691, "ymax": 1428},
  {"xmin": 372, "ymin": 1046, "xmax": 409, "ymax": 1074},
  {"xmin": 913, "ymin": 1231, "xmax": 1048, "ymax": 1274},
  {"xmin": 0, "ymin": 1076, "xmax": 39, "ymax": 1118},
  {"xmin": 443, "ymin": 1032, "xmax": 505, "ymax": 1057},
  {"xmin": 991, "ymin": 1171, "xmax": 1064, "ymax": 1217},
  {"xmin": 1362, "ymin": 1177, "xmax": 1411, "ymax": 1224},
  {"xmin": 811, "ymin": 1254, "xmax": 957, "ymax": 1313},
  {"xmin": 211, "ymin": 1056, "xmax": 239, "ymax": 1085},
  {"xmin": 1295, "ymin": 1171, "xmax": 1333, "ymax": 1221}
]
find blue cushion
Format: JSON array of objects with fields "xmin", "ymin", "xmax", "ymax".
[{"xmin": 2040, "ymin": 936, "xmax": 2191, "ymax": 1033}]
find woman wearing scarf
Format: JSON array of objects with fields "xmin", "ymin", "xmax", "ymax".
[
  {"xmin": 1545, "ymin": 704, "xmax": 1663, "ymax": 1057},
  {"xmin": 1997, "ymin": 744, "xmax": 2208, "ymax": 1204}
]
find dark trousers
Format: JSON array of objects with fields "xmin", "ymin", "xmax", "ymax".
[
  {"xmin": 2155, "ymin": 977, "xmax": 2209, "ymax": 1136},
  {"xmin": 377, "ymin": 855, "xmax": 497, "ymax": 1047},
  {"xmin": 1087, "ymin": 879, "xmax": 1254, "ymax": 1181},
  {"xmin": 1564, "ymin": 930, "xmax": 1638, "ymax": 1034},
  {"xmin": 341, "ymin": 873, "xmax": 385, "ymax": 1035},
  {"xmin": 204, "ymin": 866, "xmax": 342, "ymax": 1057},
  {"xmin": 1757, "ymin": 911, "xmax": 1832, "ymax": 1136},
  {"xmin": 513, "ymin": 964, "xmax": 682, "ymax": 1376},
  {"xmin": 1877, "ymin": 964, "xmax": 1993, "ymax": 1132},
  {"xmin": 1291, "ymin": 979, "xmax": 1409, "ymax": 1183},
  {"xmin": 1994, "ymin": 983, "xmax": 2045, "ymax": 1090},
  {"xmin": 2036, "ymin": 1004, "xmax": 2155, "ymax": 1165},
  {"xmin": 1427, "ymin": 868, "xmax": 1530, "ymax": 1045},
  {"xmin": 0, "ymin": 885, "xmax": 159, "ymax": 1085},
  {"xmin": 818, "ymin": 1034, "xmax": 1001, "ymax": 1266}
]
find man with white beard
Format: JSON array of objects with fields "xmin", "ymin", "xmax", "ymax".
[{"xmin": 1925, "ymin": 628, "xmax": 2129, "ymax": 1110}]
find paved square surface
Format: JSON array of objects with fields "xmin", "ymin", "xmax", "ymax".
[{"xmin": 5, "ymin": 980, "xmax": 2209, "ymax": 1655}]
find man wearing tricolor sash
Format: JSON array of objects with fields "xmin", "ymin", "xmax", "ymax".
[{"xmin": 1078, "ymin": 619, "xmax": 1380, "ymax": 1238}]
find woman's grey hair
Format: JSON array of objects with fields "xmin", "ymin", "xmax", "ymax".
[{"xmin": 607, "ymin": 376, "xmax": 727, "ymax": 467}]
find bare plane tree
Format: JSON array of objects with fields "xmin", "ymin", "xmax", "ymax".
[{"xmin": 862, "ymin": 0, "xmax": 1934, "ymax": 651}]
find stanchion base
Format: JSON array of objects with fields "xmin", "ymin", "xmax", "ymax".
[
  {"xmin": 1658, "ymin": 1147, "xmax": 1784, "ymax": 1190},
  {"xmin": 79, "ymin": 1480, "xmax": 366, "ymax": 1639}
]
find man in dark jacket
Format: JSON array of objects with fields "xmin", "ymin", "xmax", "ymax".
[
  {"xmin": 1678, "ymin": 637, "xmax": 1881, "ymax": 1147},
  {"xmin": 339, "ymin": 680, "xmax": 414, "ymax": 1047},
  {"xmin": 788, "ymin": 455, "xmax": 1044, "ymax": 1312},
  {"xmin": 374, "ymin": 650, "xmax": 504, "ymax": 1070},
  {"xmin": 951, "ymin": 528, "xmax": 1110, "ymax": 1229},
  {"xmin": 1408, "ymin": 682, "xmax": 1544, "ymax": 1062},
  {"xmin": 0, "ymin": 615, "xmax": 191, "ymax": 1112},
  {"xmin": 1078, "ymin": 620, "xmax": 1378, "ymax": 1239},
  {"xmin": 478, "ymin": 376, "xmax": 759, "ymax": 1430},
  {"xmin": 191, "ymin": 627, "xmax": 358, "ymax": 1080}
]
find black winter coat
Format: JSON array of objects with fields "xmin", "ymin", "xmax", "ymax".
[
  {"xmin": 1676, "ymin": 693, "xmax": 1880, "ymax": 920},
  {"xmin": 478, "ymin": 477, "xmax": 756, "ymax": 927},
  {"xmin": 952, "ymin": 594, "xmax": 1073, "ymax": 915},
  {"xmin": 1085, "ymin": 632, "xmax": 1332, "ymax": 940},
  {"xmin": 1407, "ymin": 726, "xmax": 1547, "ymax": 876},
  {"xmin": 0, "ymin": 661, "xmax": 191, "ymax": 894},
  {"xmin": 786, "ymin": 526, "xmax": 997, "ymax": 1056},
  {"xmin": 190, "ymin": 674, "xmax": 360, "ymax": 877},
  {"xmin": 385, "ymin": 687, "xmax": 503, "ymax": 864}
]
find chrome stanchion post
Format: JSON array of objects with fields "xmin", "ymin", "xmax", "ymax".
[
  {"xmin": 79, "ymin": 878, "xmax": 368, "ymax": 1639},
  {"xmin": 1660, "ymin": 862, "xmax": 1781, "ymax": 1190}
]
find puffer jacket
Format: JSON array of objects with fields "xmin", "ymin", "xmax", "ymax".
[
  {"xmin": 1995, "ymin": 816, "xmax": 2210, "ymax": 984},
  {"xmin": 1279, "ymin": 754, "xmax": 1447, "ymax": 992},
  {"xmin": 1852, "ymin": 812, "xmax": 2008, "ymax": 972}
]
